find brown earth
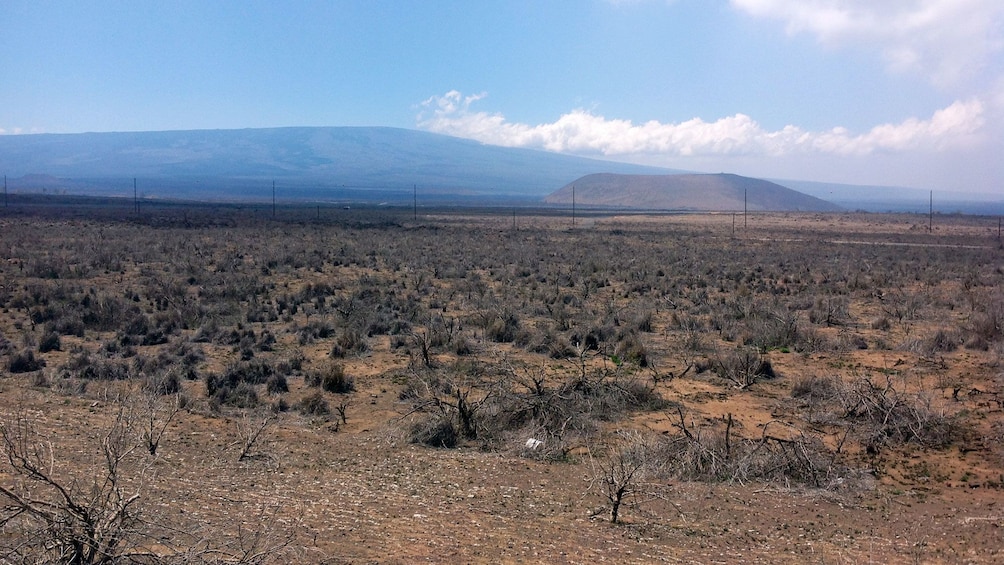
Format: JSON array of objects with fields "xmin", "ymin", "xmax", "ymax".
[{"xmin": 1, "ymin": 204, "xmax": 1003, "ymax": 563}]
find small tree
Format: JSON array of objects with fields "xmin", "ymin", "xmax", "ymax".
[
  {"xmin": 234, "ymin": 411, "xmax": 276, "ymax": 462},
  {"xmin": 135, "ymin": 390, "xmax": 181, "ymax": 456},
  {"xmin": 590, "ymin": 430, "xmax": 651, "ymax": 524}
]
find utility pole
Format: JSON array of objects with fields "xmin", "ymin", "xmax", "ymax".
[
  {"xmin": 272, "ymin": 180, "xmax": 276, "ymax": 218},
  {"xmin": 513, "ymin": 207, "xmax": 517, "ymax": 230},
  {"xmin": 134, "ymin": 178, "xmax": 138, "ymax": 214},
  {"xmin": 732, "ymin": 212, "xmax": 736, "ymax": 238},
  {"xmin": 571, "ymin": 185, "xmax": 576, "ymax": 229},
  {"xmin": 413, "ymin": 184, "xmax": 417, "ymax": 221},
  {"xmin": 4, "ymin": 175, "xmax": 7, "ymax": 209},
  {"xmin": 929, "ymin": 190, "xmax": 933, "ymax": 233},
  {"xmin": 744, "ymin": 188, "xmax": 747, "ymax": 229}
]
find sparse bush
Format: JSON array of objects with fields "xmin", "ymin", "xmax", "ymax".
[
  {"xmin": 964, "ymin": 290, "xmax": 1004, "ymax": 346},
  {"xmin": 742, "ymin": 307, "xmax": 798, "ymax": 352},
  {"xmin": 297, "ymin": 391, "xmax": 330, "ymax": 416},
  {"xmin": 266, "ymin": 373, "xmax": 289, "ymax": 395},
  {"xmin": 408, "ymin": 415, "xmax": 458, "ymax": 448},
  {"xmin": 271, "ymin": 397, "xmax": 290, "ymax": 413},
  {"xmin": 927, "ymin": 328, "xmax": 961, "ymax": 353},
  {"xmin": 485, "ymin": 310, "xmax": 520, "ymax": 343},
  {"xmin": 8, "ymin": 349, "xmax": 45, "ymax": 373},
  {"xmin": 791, "ymin": 374, "xmax": 837, "ymax": 401},
  {"xmin": 709, "ymin": 348, "xmax": 776, "ymax": 389},
  {"xmin": 283, "ymin": 349, "xmax": 306, "ymax": 372},
  {"xmin": 837, "ymin": 376, "xmax": 970, "ymax": 452},
  {"xmin": 591, "ymin": 430, "xmax": 651, "ymax": 523},
  {"xmin": 307, "ymin": 363, "xmax": 354, "ymax": 394},
  {"xmin": 614, "ymin": 333, "xmax": 649, "ymax": 367},
  {"xmin": 870, "ymin": 316, "xmax": 892, "ymax": 331},
  {"xmin": 329, "ymin": 329, "xmax": 368, "ymax": 358},
  {"xmin": 454, "ymin": 335, "xmax": 473, "ymax": 356},
  {"xmin": 809, "ymin": 296, "xmax": 850, "ymax": 327},
  {"xmin": 656, "ymin": 408, "xmax": 834, "ymax": 487},
  {"xmin": 142, "ymin": 370, "xmax": 182, "ymax": 396},
  {"xmin": 205, "ymin": 360, "xmax": 275, "ymax": 408},
  {"xmin": 216, "ymin": 381, "xmax": 259, "ymax": 409},
  {"xmin": 66, "ymin": 354, "xmax": 131, "ymax": 381},
  {"xmin": 37, "ymin": 331, "xmax": 61, "ymax": 353},
  {"xmin": 632, "ymin": 310, "xmax": 654, "ymax": 333},
  {"xmin": 296, "ymin": 320, "xmax": 335, "ymax": 345},
  {"xmin": 222, "ymin": 359, "xmax": 276, "ymax": 385}
]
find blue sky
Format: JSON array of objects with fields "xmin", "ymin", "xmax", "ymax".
[{"xmin": 3, "ymin": 1, "xmax": 1003, "ymax": 195}]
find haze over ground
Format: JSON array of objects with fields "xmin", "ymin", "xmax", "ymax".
[{"xmin": 2, "ymin": 1, "xmax": 1002, "ymax": 199}]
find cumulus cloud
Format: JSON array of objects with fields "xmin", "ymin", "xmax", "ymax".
[
  {"xmin": 730, "ymin": 0, "xmax": 1004, "ymax": 88},
  {"xmin": 417, "ymin": 91, "xmax": 984, "ymax": 158}
]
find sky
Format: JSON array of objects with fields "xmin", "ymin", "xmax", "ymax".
[{"xmin": 3, "ymin": 0, "xmax": 1003, "ymax": 195}]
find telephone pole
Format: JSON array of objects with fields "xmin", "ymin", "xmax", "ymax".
[
  {"xmin": 413, "ymin": 184, "xmax": 417, "ymax": 221},
  {"xmin": 134, "ymin": 178, "xmax": 138, "ymax": 214},
  {"xmin": 272, "ymin": 180, "xmax": 276, "ymax": 218},
  {"xmin": 571, "ymin": 185, "xmax": 576, "ymax": 229},
  {"xmin": 929, "ymin": 190, "xmax": 933, "ymax": 232}
]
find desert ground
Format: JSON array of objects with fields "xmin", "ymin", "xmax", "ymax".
[{"xmin": 1, "ymin": 200, "xmax": 1003, "ymax": 563}]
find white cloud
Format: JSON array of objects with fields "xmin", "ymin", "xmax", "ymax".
[
  {"xmin": 417, "ymin": 91, "xmax": 984, "ymax": 158},
  {"xmin": 730, "ymin": 0, "xmax": 1004, "ymax": 88}
]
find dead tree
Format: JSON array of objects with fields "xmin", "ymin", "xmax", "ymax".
[
  {"xmin": 0, "ymin": 408, "xmax": 148, "ymax": 564},
  {"xmin": 590, "ymin": 430, "xmax": 650, "ymax": 524}
]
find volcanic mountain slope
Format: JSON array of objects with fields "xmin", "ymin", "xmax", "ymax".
[
  {"xmin": 545, "ymin": 173, "xmax": 842, "ymax": 211},
  {"xmin": 0, "ymin": 127, "xmax": 679, "ymax": 199}
]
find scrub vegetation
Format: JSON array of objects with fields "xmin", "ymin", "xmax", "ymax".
[{"xmin": 1, "ymin": 199, "xmax": 1002, "ymax": 563}]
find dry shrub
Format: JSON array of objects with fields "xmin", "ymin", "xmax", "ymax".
[
  {"xmin": 37, "ymin": 331, "xmax": 61, "ymax": 353},
  {"xmin": 485, "ymin": 310, "xmax": 520, "ymax": 343},
  {"xmin": 0, "ymin": 408, "xmax": 151, "ymax": 563},
  {"xmin": 265, "ymin": 373, "xmax": 289, "ymax": 395},
  {"xmin": 204, "ymin": 359, "xmax": 278, "ymax": 408},
  {"xmin": 965, "ymin": 289, "xmax": 1004, "ymax": 347},
  {"xmin": 408, "ymin": 415, "xmax": 458, "ymax": 448},
  {"xmin": 708, "ymin": 348, "xmax": 776, "ymax": 389},
  {"xmin": 329, "ymin": 329, "xmax": 368, "ymax": 358},
  {"xmin": 791, "ymin": 374, "xmax": 838, "ymax": 401},
  {"xmin": 401, "ymin": 359, "xmax": 671, "ymax": 454},
  {"xmin": 297, "ymin": 391, "xmax": 330, "ymax": 416},
  {"xmin": 307, "ymin": 363, "xmax": 354, "ymax": 394},
  {"xmin": 837, "ymin": 376, "xmax": 970, "ymax": 452},
  {"xmin": 141, "ymin": 369, "xmax": 182, "ymax": 396},
  {"xmin": 656, "ymin": 409, "xmax": 835, "ymax": 487},
  {"xmin": 8, "ymin": 349, "xmax": 45, "ymax": 374},
  {"xmin": 614, "ymin": 333, "xmax": 649, "ymax": 367},
  {"xmin": 741, "ymin": 308, "xmax": 799, "ymax": 351},
  {"xmin": 871, "ymin": 316, "xmax": 892, "ymax": 331}
]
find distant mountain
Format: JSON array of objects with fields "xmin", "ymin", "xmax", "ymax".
[
  {"xmin": 0, "ymin": 127, "xmax": 681, "ymax": 201},
  {"xmin": 772, "ymin": 178, "xmax": 1004, "ymax": 215},
  {"xmin": 545, "ymin": 173, "xmax": 841, "ymax": 212},
  {"xmin": 3, "ymin": 126, "xmax": 989, "ymax": 212}
]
